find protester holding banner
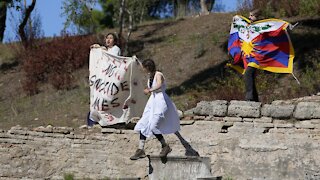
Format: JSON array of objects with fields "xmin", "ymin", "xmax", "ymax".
[
  {"xmin": 244, "ymin": 9, "xmax": 261, "ymax": 102},
  {"xmin": 104, "ymin": 33, "xmax": 121, "ymax": 56},
  {"xmin": 227, "ymin": 9, "xmax": 295, "ymax": 102},
  {"xmin": 87, "ymin": 45, "xmax": 148, "ymax": 127},
  {"xmin": 90, "ymin": 32, "xmax": 121, "ymax": 56},
  {"xmin": 87, "ymin": 33, "xmax": 122, "ymax": 126},
  {"xmin": 130, "ymin": 59, "xmax": 180, "ymax": 160}
]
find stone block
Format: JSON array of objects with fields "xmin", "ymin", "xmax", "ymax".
[
  {"xmin": 149, "ymin": 156, "xmax": 212, "ymax": 180},
  {"xmin": 294, "ymin": 121, "xmax": 315, "ymax": 129},
  {"xmin": 184, "ymin": 108, "xmax": 195, "ymax": 116},
  {"xmin": 243, "ymin": 118, "xmax": 254, "ymax": 122},
  {"xmin": 120, "ymin": 130, "xmax": 135, "ymax": 134},
  {"xmin": 33, "ymin": 126, "xmax": 53, "ymax": 133},
  {"xmin": 261, "ymin": 104, "xmax": 295, "ymax": 119},
  {"xmin": 223, "ymin": 121, "xmax": 234, "ymax": 126},
  {"xmin": 273, "ymin": 119, "xmax": 294, "ymax": 128},
  {"xmin": 66, "ymin": 134, "xmax": 85, "ymax": 139},
  {"xmin": 8, "ymin": 129, "xmax": 29, "ymax": 136},
  {"xmin": 294, "ymin": 102, "xmax": 320, "ymax": 120},
  {"xmin": 227, "ymin": 100, "xmax": 261, "ymax": 118},
  {"xmin": 101, "ymin": 128, "xmax": 122, "ymax": 134},
  {"xmin": 52, "ymin": 127, "xmax": 74, "ymax": 134},
  {"xmin": 233, "ymin": 122, "xmax": 253, "ymax": 128},
  {"xmin": 223, "ymin": 117, "xmax": 242, "ymax": 122},
  {"xmin": 193, "ymin": 100, "xmax": 228, "ymax": 116},
  {"xmin": 253, "ymin": 117, "xmax": 273, "ymax": 123},
  {"xmin": 274, "ymin": 123, "xmax": 294, "ymax": 128},
  {"xmin": 310, "ymin": 119, "xmax": 320, "ymax": 124},
  {"xmin": 180, "ymin": 120, "xmax": 195, "ymax": 125},
  {"xmin": 183, "ymin": 116, "xmax": 193, "ymax": 120},
  {"xmin": 254, "ymin": 122, "xmax": 274, "ymax": 128},
  {"xmin": 194, "ymin": 116, "xmax": 206, "ymax": 120}
]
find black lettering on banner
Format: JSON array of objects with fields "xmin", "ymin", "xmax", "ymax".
[
  {"xmin": 102, "ymin": 99, "xmax": 110, "ymax": 111},
  {"xmin": 101, "ymin": 98, "xmax": 120, "ymax": 110},
  {"xmin": 94, "ymin": 79, "xmax": 104, "ymax": 91},
  {"xmin": 111, "ymin": 98, "xmax": 120, "ymax": 107},
  {"xmin": 110, "ymin": 83, "xmax": 119, "ymax": 95},
  {"xmin": 103, "ymin": 82, "xmax": 120, "ymax": 96},
  {"xmin": 121, "ymin": 81, "xmax": 129, "ymax": 91},
  {"xmin": 106, "ymin": 81, "xmax": 111, "ymax": 95},
  {"xmin": 92, "ymin": 98, "xmax": 101, "ymax": 110},
  {"xmin": 89, "ymin": 75, "xmax": 96, "ymax": 86},
  {"xmin": 103, "ymin": 64, "xmax": 117, "ymax": 77},
  {"xmin": 103, "ymin": 82, "xmax": 109, "ymax": 94}
]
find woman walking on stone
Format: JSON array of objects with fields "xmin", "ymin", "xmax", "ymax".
[{"xmin": 130, "ymin": 59, "xmax": 180, "ymax": 160}]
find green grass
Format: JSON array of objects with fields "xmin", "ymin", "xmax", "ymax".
[{"xmin": 0, "ymin": 43, "xmax": 17, "ymax": 66}]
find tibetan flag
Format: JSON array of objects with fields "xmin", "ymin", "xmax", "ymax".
[{"xmin": 227, "ymin": 15, "xmax": 295, "ymax": 74}]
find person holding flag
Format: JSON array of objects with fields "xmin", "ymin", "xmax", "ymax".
[{"xmin": 227, "ymin": 9, "xmax": 296, "ymax": 102}]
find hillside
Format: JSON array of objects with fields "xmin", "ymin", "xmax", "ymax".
[{"xmin": 1, "ymin": 13, "xmax": 320, "ymax": 130}]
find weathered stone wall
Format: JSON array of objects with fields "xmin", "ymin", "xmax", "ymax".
[{"xmin": 1, "ymin": 98, "xmax": 320, "ymax": 179}]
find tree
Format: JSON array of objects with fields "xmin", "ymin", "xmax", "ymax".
[
  {"xmin": 176, "ymin": 0, "xmax": 187, "ymax": 17},
  {"xmin": 0, "ymin": 1, "xmax": 8, "ymax": 42},
  {"xmin": 98, "ymin": 0, "xmax": 115, "ymax": 28},
  {"xmin": 98, "ymin": 0, "xmax": 159, "ymax": 55},
  {"xmin": 0, "ymin": 0, "xmax": 21, "ymax": 43},
  {"xmin": 200, "ymin": 0, "xmax": 215, "ymax": 15},
  {"xmin": 0, "ymin": 0, "xmax": 43, "ymax": 45},
  {"xmin": 1, "ymin": 0, "xmax": 39, "ymax": 46},
  {"xmin": 62, "ymin": 0, "xmax": 98, "ymax": 34},
  {"xmin": 18, "ymin": 0, "xmax": 36, "ymax": 48},
  {"xmin": 200, "ymin": 0, "xmax": 209, "ymax": 15},
  {"xmin": 150, "ymin": 0, "xmax": 216, "ymax": 18}
]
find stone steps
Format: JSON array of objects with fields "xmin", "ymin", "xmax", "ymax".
[{"xmin": 148, "ymin": 156, "xmax": 220, "ymax": 180}]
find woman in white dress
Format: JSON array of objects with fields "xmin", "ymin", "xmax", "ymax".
[
  {"xmin": 87, "ymin": 33, "xmax": 121, "ymax": 126},
  {"xmin": 90, "ymin": 32, "xmax": 121, "ymax": 56},
  {"xmin": 130, "ymin": 59, "xmax": 180, "ymax": 160},
  {"xmin": 103, "ymin": 33, "xmax": 121, "ymax": 56}
]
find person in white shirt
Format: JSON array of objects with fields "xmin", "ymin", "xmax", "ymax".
[
  {"xmin": 130, "ymin": 59, "xmax": 180, "ymax": 160},
  {"xmin": 87, "ymin": 33, "xmax": 122, "ymax": 127},
  {"xmin": 90, "ymin": 32, "xmax": 121, "ymax": 56}
]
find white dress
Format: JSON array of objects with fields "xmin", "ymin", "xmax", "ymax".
[
  {"xmin": 134, "ymin": 71, "xmax": 180, "ymax": 137},
  {"xmin": 107, "ymin": 45, "xmax": 121, "ymax": 56}
]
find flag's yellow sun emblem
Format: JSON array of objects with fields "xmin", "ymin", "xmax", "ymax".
[{"xmin": 241, "ymin": 41, "xmax": 254, "ymax": 56}]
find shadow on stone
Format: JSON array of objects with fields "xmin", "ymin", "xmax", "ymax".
[
  {"xmin": 175, "ymin": 131, "xmax": 200, "ymax": 156},
  {"xmin": 101, "ymin": 122, "xmax": 136, "ymax": 129},
  {"xmin": 147, "ymin": 155, "xmax": 153, "ymax": 174},
  {"xmin": 197, "ymin": 177, "xmax": 222, "ymax": 180},
  {"xmin": 160, "ymin": 156, "xmax": 168, "ymax": 164}
]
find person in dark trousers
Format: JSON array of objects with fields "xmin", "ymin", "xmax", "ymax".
[
  {"xmin": 244, "ymin": 9, "xmax": 260, "ymax": 102},
  {"xmin": 244, "ymin": 66, "xmax": 258, "ymax": 102}
]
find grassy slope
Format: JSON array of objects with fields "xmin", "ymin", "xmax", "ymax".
[{"xmin": 1, "ymin": 13, "xmax": 320, "ymax": 130}]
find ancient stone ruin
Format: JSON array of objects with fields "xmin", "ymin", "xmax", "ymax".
[{"xmin": 1, "ymin": 95, "xmax": 320, "ymax": 179}]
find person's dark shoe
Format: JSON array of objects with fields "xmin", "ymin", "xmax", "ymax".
[
  {"xmin": 159, "ymin": 145, "xmax": 172, "ymax": 157},
  {"xmin": 130, "ymin": 149, "xmax": 146, "ymax": 160}
]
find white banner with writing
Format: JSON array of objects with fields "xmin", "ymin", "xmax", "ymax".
[{"xmin": 89, "ymin": 48, "xmax": 147, "ymax": 126}]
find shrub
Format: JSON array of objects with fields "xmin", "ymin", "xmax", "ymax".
[
  {"xmin": 211, "ymin": 68, "xmax": 244, "ymax": 101},
  {"xmin": 245, "ymin": 0, "xmax": 319, "ymax": 18},
  {"xmin": 21, "ymin": 34, "xmax": 96, "ymax": 95},
  {"xmin": 299, "ymin": 0, "xmax": 320, "ymax": 16}
]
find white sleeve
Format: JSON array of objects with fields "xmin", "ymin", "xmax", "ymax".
[{"xmin": 109, "ymin": 45, "xmax": 121, "ymax": 56}]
